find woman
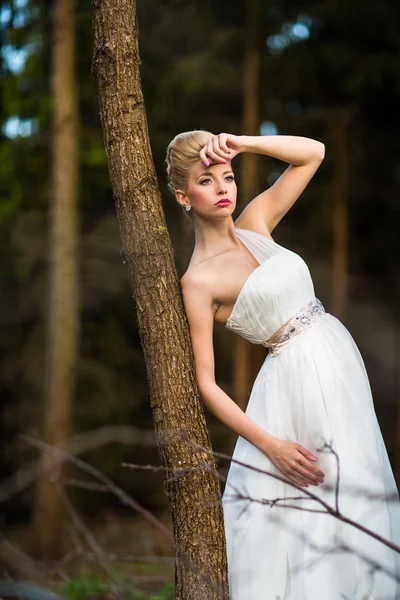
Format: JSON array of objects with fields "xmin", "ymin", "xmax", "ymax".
[{"xmin": 165, "ymin": 130, "xmax": 400, "ymax": 599}]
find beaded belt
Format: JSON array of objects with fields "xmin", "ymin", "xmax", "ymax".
[{"xmin": 263, "ymin": 298, "xmax": 325, "ymax": 357}]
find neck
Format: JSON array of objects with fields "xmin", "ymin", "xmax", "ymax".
[{"xmin": 192, "ymin": 217, "xmax": 239, "ymax": 258}]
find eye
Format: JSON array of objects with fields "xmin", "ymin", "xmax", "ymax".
[
  {"xmin": 199, "ymin": 178, "xmax": 211, "ymax": 185},
  {"xmin": 226, "ymin": 175, "xmax": 235, "ymax": 181}
]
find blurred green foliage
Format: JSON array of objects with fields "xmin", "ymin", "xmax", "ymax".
[
  {"xmin": 59, "ymin": 576, "xmax": 104, "ymax": 600},
  {"xmin": 59, "ymin": 575, "xmax": 174, "ymax": 600}
]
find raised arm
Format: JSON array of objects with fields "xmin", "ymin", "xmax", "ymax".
[
  {"xmin": 199, "ymin": 133, "xmax": 325, "ymax": 234},
  {"xmin": 180, "ymin": 272, "xmax": 325, "ymax": 488},
  {"xmin": 237, "ymin": 135, "xmax": 325, "ymax": 233}
]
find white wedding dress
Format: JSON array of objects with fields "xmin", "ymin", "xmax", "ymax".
[{"xmin": 222, "ymin": 227, "xmax": 400, "ymax": 599}]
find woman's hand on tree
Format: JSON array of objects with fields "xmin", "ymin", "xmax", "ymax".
[
  {"xmin": 199, "ymin": 133, "xmax": 243, "ymax": 166},
  {"xmin": 266, "ymin": 439, "xmax": 325, "ymax": 488}
]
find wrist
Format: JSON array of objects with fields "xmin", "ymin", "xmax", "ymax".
[
  {"xmin": 258, "ymin": 433, "xmax": 279, "ymax": 458},
  {"xmin": 238, "ymin": 135, "xmax": 252, "ymax": 153}
]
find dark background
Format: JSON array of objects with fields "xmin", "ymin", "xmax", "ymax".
[{"xmin": 0, "ymin": 0, "xmax": 399, "ymax": 591}]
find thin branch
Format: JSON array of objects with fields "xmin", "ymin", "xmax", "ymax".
[
  {"xmin": 187, "ymin": 441, "xmax": 400, "ymax": 555},
  {"xmin": 124, "ymin": 444, "xmax": 400, "ymax": 558},
  {"xmin": 63, "ymin": 478, "xmax": 110, "ymax": 492},
  {"xmin": 56, "ymin": 484, "xmax": 112, "ymax": 577},
  {"xmin": 317, "ymin": 441, "xmax": 341, "ymax": 513},
  {"xmin": 19, "ymin": 436, "xmax": 229, "ymax": 600},
  {"xmin": 0, "ymin": 426, "xmax": 156, "ymax": 504},
  {"xmin": 11, "ymin": 433, "xmax": 399, "ymax": 593},
  {"xmin": 21, "ymin": 435, "xmax": 172, "ymax": 542}
]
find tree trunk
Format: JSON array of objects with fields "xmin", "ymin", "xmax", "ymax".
[
  {"xmin": 332, "ymin": 109, "xmax": 350, "ymax": 320},
  {"xmin": 91, "ymin": 1, "xmax": 228, "ymax": 598},
  {"xmin": 32, "ymin": 0, "xmax": 79, "ymax": 559},
  {"xmin": 234, "ymin": 0, "xmax": 265, "ymax": 410}
]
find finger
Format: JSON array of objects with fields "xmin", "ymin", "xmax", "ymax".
[
  {"xmin": 293, "ymin": 465, "xmax": 321, "ymax": 485},
  {"xmin": 201, "ymin": 138, "xmax": 229, "ymax": 165},
  {"xmin": 288, "ymin": 474, "xmax": 309, "ymax": 488},
  {"xmin": 212, "ymin": 136, "xmax": 223, "ymax": 155},
  {"xmin": 218, "ymin": 133, "xmax": 232, "ymax": 155},
  {"xmin": 207, "ymin": 148, "xmax": 226, "ymax": 163},
  {"xmin": 297, "ymin": 445, "xmax": 319, "ymax": 462},
  {"xmin": 286, "ymin": 468, "xmax": 310, "ymax": 486},
  {"xmin": 296, "ymin": 447, "xmax": 325, "ymax": 477},
  {"xmin": 213, "ymin": 135, "xmax": 231, "ymax": 159},
  {"xmin": 199, "ymin": 147, "xmax": 208, "ymax": 164},
  {"xmin": 296, "ymin": 454, "xmax": 324, "ymax": 475},
  {"xmin": 211, "ymin": 137, "xmax": 228, "ymax": 161},
  {"xmin": 204, "ymin": 140, "xmax": 218, "ymax": 162},
  {"xmin": 199, "ymin": 150, "xmax": 219, "ymax": 167},
  {"xmin": 299, "ymin": 460, "xmax": 325, "ymax": 479}
]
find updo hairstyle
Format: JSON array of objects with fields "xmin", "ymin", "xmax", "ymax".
[{"xmin": 165, "ymin": 129, "xmax": 214, "ymax": 197}]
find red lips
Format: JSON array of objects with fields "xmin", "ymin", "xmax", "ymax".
[{"xmin": 216, "ymin": 198, "xmax": 231, "ymax": 206}]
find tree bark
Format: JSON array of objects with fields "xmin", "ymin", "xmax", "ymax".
[
  {"xmin": 332, "ymin": 109, "xmax": 350, "ymax": 320},
  {"xmin": 91, "ymin": 1, "xmax": 228, "ymax": 598},
  {"xmin": 234, "ymin": 0, "xmax": 265, "ymax": 410},
  {"xmin": 32, "ymin": 0, "xmax": 79, "ymax": 559}
]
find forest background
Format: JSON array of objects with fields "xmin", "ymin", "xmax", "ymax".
[{"xmin": 1, "ymin": 0, "xmax": 400, "ymax": 597}]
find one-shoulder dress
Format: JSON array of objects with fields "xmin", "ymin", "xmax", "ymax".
[{"xmin": 222, "ymin": 227, "xmax": 400, "ymax": 599}]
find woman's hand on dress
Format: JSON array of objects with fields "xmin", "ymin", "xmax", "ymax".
[
  {"xmin": 267, "ymin": 439, "xmax": 325, "ymax": 488},
  {"xmin": 199, "ymin": 133, "xmax": 243, "ymax": 166}
]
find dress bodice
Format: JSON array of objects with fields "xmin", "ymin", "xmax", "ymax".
[{"xmin": 225, "ymin": 227, "xmax": 316, "ymax": 345}]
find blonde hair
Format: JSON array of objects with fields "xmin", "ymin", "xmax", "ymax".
[{"xmin": 165, "ymin": 129, "xmax": 214, "ymax": 195}]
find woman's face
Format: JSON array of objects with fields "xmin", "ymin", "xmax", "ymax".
[{"xmin": 179, "ymin": 160, "xmax": 237, "ymax": 219}]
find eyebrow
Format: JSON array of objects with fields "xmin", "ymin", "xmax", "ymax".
[{"xmin": 197, "ymin": 170, "xmax": 233, "ymax": 180}]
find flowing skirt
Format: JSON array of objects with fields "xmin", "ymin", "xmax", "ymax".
[{"xmin": 222, "ymin": 313, "xmax": 400, "ymax": 599}]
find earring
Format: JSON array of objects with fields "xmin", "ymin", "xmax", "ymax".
[{"xmin": 185, "ymin": 205, "xmax": 192, "ymax": 212}]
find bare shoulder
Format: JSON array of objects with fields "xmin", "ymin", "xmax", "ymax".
[
  {"xmin": 181, "ymin": 265, "xmax": 211, "ymax": 296},
  {"xmin": 180, "ymin": 264, "xmax": 215, "ymax": 314},
  {"xmin": 180, "ymin": 264, "xmax": 217, "ymax": 389}
]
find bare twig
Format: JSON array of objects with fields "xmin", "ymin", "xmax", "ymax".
[
  {"xmin": 0, "ymin": 426, "xmax": 156, "ymax": 504},
  {"xmin": 123, "ymin": 442, "xmax": 400, "ymax": 557},
  {"xmin": 317, "ymin": 441, "xmax": 341, "ymax": 513},
  {"xmin": 19, "ymin": 436, "xmax": 229, "ymax": 600},
  {"xmin": 187, "ymin": 440, "xmax": 400, "ymax": 555},
  {"xmin": 7, "ymin": 431, "xmax": 399, "ymax": 595},
  {"xmin": 21, "ymin": 435, "xmax": 172, "ymax": 542},
  {"xmin": 56, "ymin": 484, "xmax": 111, "ymax": 575},
  {"xmin": 63, "ymin": 478, "xmax": 110, "ymax": 492}
]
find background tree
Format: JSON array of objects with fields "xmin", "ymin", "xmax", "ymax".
[
  {"xmin": 332, "ymin": 108, "xmax": 350, "ymax": 320},
  {"xmin": 233, "ymin": 0, "xmax": 265, "ymax": 411},
  {"xmin": 31, "ymin": 0, "xmax": 79, "ymax": 559}
]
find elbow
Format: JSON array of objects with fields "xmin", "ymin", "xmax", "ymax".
[
  {"xmin": 315, "ymin": 141, "xmax": 325, "ymax": 162},
  {"xmin": 197, "ymin": 378, "xmax": 217, "ymax": 405}
]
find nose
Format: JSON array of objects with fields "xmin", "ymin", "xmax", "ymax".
[{"xmin": 216, "ymin": 180, "xmax": 228, "ymax": 194}]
